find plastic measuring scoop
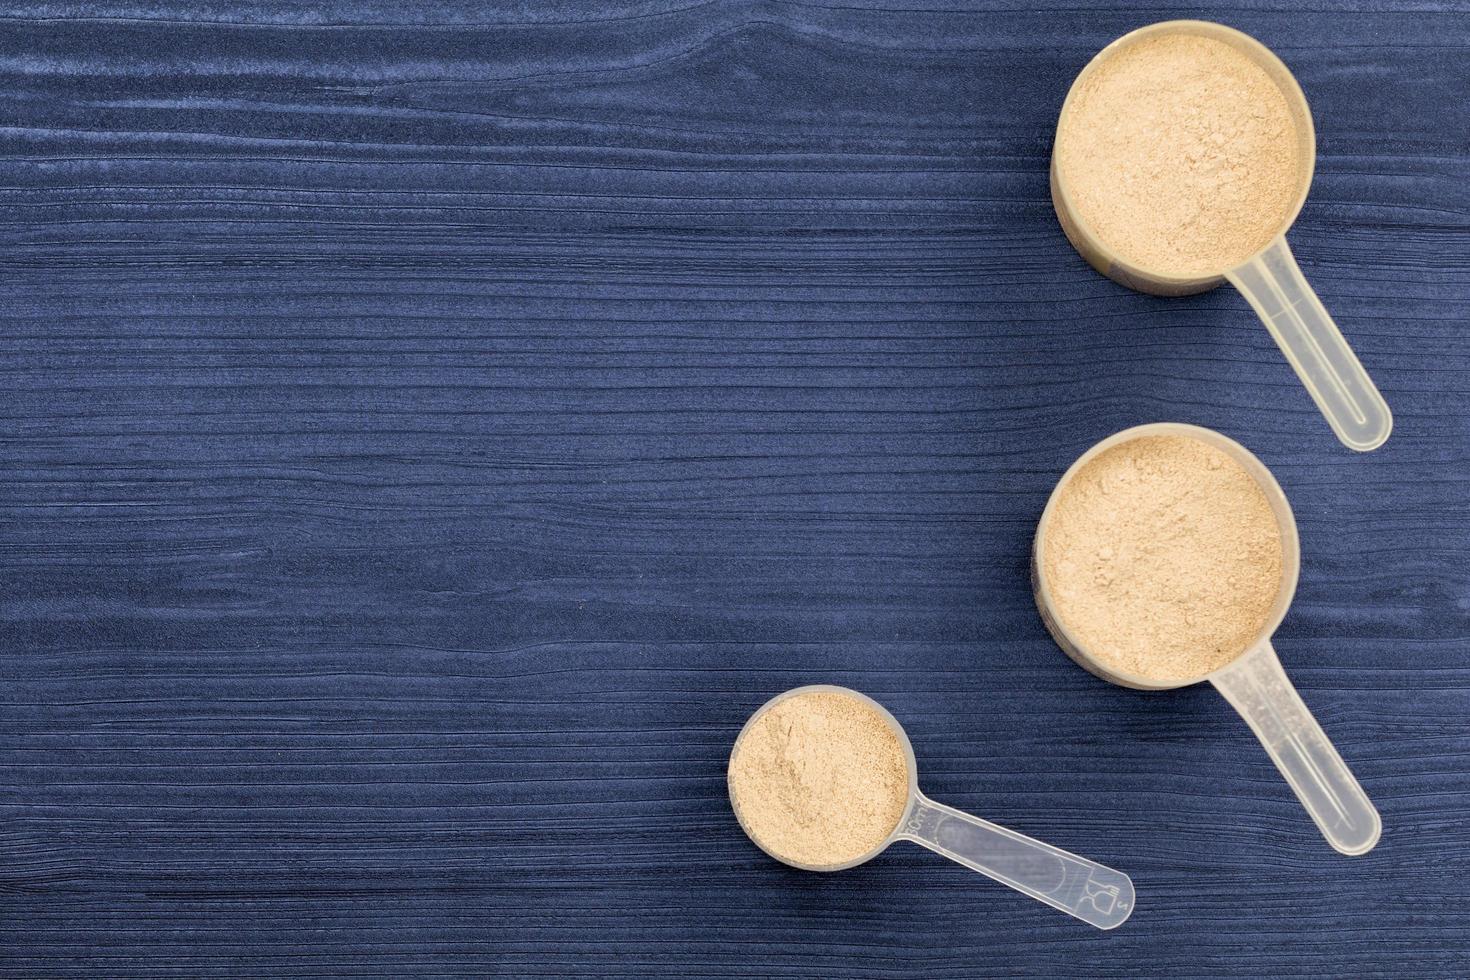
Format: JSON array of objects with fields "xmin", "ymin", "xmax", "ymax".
[
  {"xmin": 729, "ymin": 685, "xmax": 1135, "ymax": 929},
  {"xmin": 1051, "ymin": 20, "xmax": 1392, "ymax": 452},
  {"xmin": 1032, "ymin": 423, "xmax": 1381, "ymax": 855}
]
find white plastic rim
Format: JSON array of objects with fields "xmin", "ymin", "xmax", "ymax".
[
  {"xmin": 1051, "ymin": 20, "xmax": 1315, "ymax": 295},
  {"xmin": 727, "ymin": 684, "xmax": 917, "ymax": 874},
  {"xmin": 1033, "ymin": 422, "xmax": 1299, "ymax": 691}
]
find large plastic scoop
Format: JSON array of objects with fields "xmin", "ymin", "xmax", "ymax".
[
  {"xmin": 1051, "ymin": 20, "xmax": 1392, "ymax": 452},
  {"xmin": 729, "ymin": 685, "xmax": 1135, "ymax": 929},
  {"xmin": 1033, "ymin": 423, "xmax": 1381, "ymax": 855}
]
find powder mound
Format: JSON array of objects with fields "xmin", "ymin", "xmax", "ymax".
[
  {"xmin": 1056, "ymin": 33, "xmax": 1304, "ymax": 277},
  {"xmin": 1041, "ymin": 435, "xmax": 1284, "ymax": 683},
  {"xmin": 728, "ymin": 690, "xmax": 909, "ymax": 868}
]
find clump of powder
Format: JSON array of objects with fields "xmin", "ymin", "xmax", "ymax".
[
  {"xmin": 1056, "ymin": 33, "xmax": 1304, "ymax": 276},
  {"xmin": 1041, "ymin": 435, "xmax": 1284, "ymax": 683},
  {"xmin": 728, "ymin": 689, "xmax": 908, "ymax": 868}
]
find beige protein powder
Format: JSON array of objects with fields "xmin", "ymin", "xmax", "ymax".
[
  {"xmin": 1041, "ymin": 435, "xmax": 1284, "ymax": 683},
  {"xmin": 1055, "ymin": 33, "xmax": 1304, "ymax": 277},
  {"xmin": 728, "ymin": 689, "xmax": 909, "ymax": 868}
]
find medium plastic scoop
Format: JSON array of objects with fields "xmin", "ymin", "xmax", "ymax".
[
  {"xmin": 1051, "ymin": 20, "xmax": 1392, "ymax": 452},
  {"xmin": 1033, "ymin": 423, "xmax": 1381, "ymax": 855},
  {"xmin": 729, "ymin": 685, "xmax": 1135, "ymax": 929}
]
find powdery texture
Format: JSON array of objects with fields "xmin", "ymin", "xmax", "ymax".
[
  {"xmin": 1042, "ymin": 435, "xmax": 1284, "ymax": 683},
  {"xmin": 728, "ymin": 690, "xmax": 909, "ymax": 868},
  {"xmin": 1056, "ymin": 33, "xmax": 1303, "ymax": 277}
]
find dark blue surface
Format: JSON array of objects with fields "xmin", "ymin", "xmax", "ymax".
[{"xmin": 2, "ymin": 2, "xmax": 1468, "ymax": 976}]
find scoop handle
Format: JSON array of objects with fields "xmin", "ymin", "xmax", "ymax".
[
  {"xmin": 1226, "ymin": 236, "xmax": 1392, "ymax": 451},
  {"xmin": 898, "ymin": 792, "xmax": 1134, "ymax": 929},
  {"xmin": 1211, "ymin": 642, "xmax": 1381, "ymax": 855}
]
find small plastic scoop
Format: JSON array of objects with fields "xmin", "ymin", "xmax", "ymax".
[
  {"xmin": 1033, "ymin": 423, "xmax": 1381, "ymax": 855},
  {"xmin": 729, "ymin": 685, "xmax": 1135, "ymax": 929},
  {"xmin": 1051, "ymin": 20, "xmax": 1392, "ymax": 452}
]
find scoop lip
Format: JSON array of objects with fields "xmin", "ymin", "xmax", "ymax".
[
  {"xmin": 1032, "ymin": 422, "xmax": 1301, "ymax": 691},
  {"xmin": 727, "ymin": 684, "xmax": 919, "ymax": 871},
  {"xmin": 1051, "ymin": 18, "xmax": 1317, "ymax": 287}
]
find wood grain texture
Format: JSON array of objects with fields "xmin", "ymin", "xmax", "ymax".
[{"xmin": 2, "ymin": 1, "xmax": 1468, "ymax": 976}]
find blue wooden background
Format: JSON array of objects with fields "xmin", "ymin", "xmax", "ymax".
[{"xmin": 2, "ymin": 2, "xmax": 1468, "ymax": 976}]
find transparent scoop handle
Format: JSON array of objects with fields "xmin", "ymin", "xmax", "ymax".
[
  {"xmin": 1227, "ymin": 236, "xmax": 1392, "ymax": 452},
  {"xmin": 899, "ymin": 793, "xmax": 1134, "ymax": 929},
  {"xmin": 1211, "ymin": 642, "xmax": 1381, "ymax": 855}
]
